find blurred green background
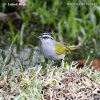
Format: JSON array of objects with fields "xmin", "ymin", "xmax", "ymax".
[{"xmin": 0, "ymin": 0, "xmax": 100, "ymax": 61}]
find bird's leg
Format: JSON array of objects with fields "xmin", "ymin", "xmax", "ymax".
[
  {"xmin": 44, "ymin": 58, "xmax": 49, "ymax": 67},
  {"xmin": 45, "ymin": 58, "xmax": 48, "ymax": 64}
]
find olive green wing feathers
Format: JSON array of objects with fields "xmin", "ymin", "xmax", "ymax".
[
  {"xmin": 55, "ymin": 42, "xmax": 77, "ymax": 55},
  {"xmin": 55, "ymin": 42, "xmax": 67, "ymax": 54}
]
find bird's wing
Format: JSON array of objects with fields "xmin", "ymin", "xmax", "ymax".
[
  {"xmin": 55, "ymin": 42, "xmax": 77, "ymax": 55},
  {"xmin": 55, "ymin": 42, "xmax": 67, "ymax": 54}
]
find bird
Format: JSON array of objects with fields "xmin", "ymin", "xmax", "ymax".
[{"xmin": 38, "ymin": 33, "xmax": 76, "ymax": 65}]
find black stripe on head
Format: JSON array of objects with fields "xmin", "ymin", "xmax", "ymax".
[{"xmin": 42, "ymin": 35, "xmax": 53, "ymax": 40}]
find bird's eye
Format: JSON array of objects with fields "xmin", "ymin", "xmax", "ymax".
[
  {"xmin": 42, "ymin": 36, "xmax": 53, "ymax": 40},
  {"xmin": 42, "ymin": 36, "xmax": 48, "ymax": 39}
]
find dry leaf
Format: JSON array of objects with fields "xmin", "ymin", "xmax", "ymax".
[
  {"xmin": 0, "ymin": 76, "xmax": 9, "ymax": 88},
  {"xmin": 77, "ymin": 59, "xmax": 100, "ymax": 71}
]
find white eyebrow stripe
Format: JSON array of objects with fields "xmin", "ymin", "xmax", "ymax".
[{"xmin": 42, "ymin": 35, "xmax": 53, "ymax": 39}]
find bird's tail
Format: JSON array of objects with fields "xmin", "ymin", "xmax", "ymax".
[{"xmin": 66, "ymin": 45, "xmax": 77, "ymax": 53}]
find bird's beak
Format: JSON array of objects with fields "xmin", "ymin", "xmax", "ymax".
[{"xmin": 37, "ymin": 36, "xmax": 41, "ymax": 39}]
